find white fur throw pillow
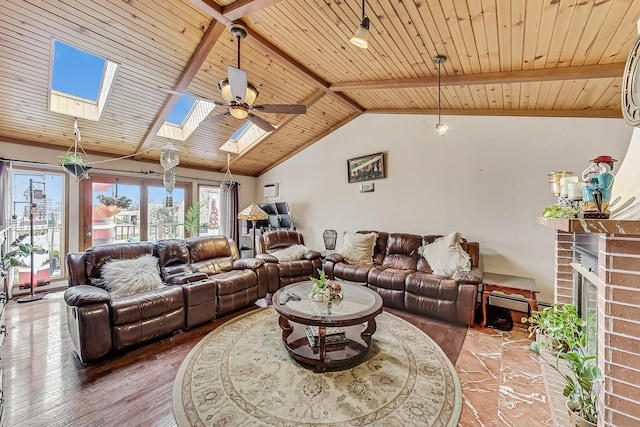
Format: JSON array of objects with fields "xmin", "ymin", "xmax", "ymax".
[
  {"xmin": 338, "ymin": 232, "xmax": 377, "ymax": 264},
  {"xmin": 101, "ymin": 254, "xmax": 164, "ymax": 297},
  {"xmin": 418, "ymin": 231, "xmax": 471, "ymax": 277},
  {"xmin": 271, "ymin": 244, "xmax": 309, "ymax": 262}
]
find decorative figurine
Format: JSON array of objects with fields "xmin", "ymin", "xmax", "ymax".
[{"xmin": 580, "ymin": 155, "xmax": 617, "ymax": 219}]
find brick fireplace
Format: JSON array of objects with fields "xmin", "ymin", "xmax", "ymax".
[{"xmin": 544, "ymin": 218, "xmax": 640, "ymax": 426}]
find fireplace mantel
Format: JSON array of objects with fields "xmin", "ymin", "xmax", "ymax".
[{"xmin": 537, "ymin": 217, "xmax": 640, "ymax": 234}]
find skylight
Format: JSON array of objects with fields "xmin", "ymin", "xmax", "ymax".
[
  {"xmin": 49, "ymin": 40, "xmax": 118, "ymax": 121},
  {"xmin": 166, "ymin": 97, "xmax": 197, "ymax": 125},
  {"xmin": 157, "ymin": 99, "xmax": 216, "ymax": 141},
  {"xmin": 220, "ymin": 121, "xmax": 268, "ymax": 154}
]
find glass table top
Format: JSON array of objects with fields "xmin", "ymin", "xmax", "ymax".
[{"xmin": 277, "ymin": 281, "xmax": 378, "ymax": 318}]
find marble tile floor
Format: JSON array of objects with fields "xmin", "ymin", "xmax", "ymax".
[{"xmin": 456, "ymin": 318, "xmax": 556, "ymax": 427}]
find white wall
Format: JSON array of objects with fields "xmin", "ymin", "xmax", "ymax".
[
  {"xmin": 0, "ymin": 140, "xmax": 257, "ymax": 254},
  {"xmin": 256, "ymin": 114, "xmax": 633, "ymax": 304}
]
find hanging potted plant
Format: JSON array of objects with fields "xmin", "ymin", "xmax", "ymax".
[{"xmin": 58, "ymin": 151, "xmax": 91, "ymax": 181}]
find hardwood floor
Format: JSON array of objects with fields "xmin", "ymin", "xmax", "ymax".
[{"xmin": 2, "ymin": 292, "xmax": 549, "ymax": 426}]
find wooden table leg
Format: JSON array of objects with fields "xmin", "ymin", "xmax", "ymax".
[{"xmin": 480, "ymin": 290, "xmax": 490, "ymax": 328}]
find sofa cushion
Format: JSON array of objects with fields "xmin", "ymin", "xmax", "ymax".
[
  {"xmin": 271, "ymin": 244, "xmax": 309, "ymax": 262},
  {"xmin": 418, "ymin": 232, "xmax": 471, "ymax": 277},
  {"xmin": 100, "ymin": 254, "xmax": 164, "ymax": 297},
  {"xmin": 339, "ymin": 232, "xmax": 377, "ymax": 264},
  {"xmin": 382, "ymin": 233, "xmax": 421, "ymax": 270}
]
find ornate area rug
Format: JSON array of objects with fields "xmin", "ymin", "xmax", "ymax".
[{"xmin": 173, "ymin": 307, "xmax": 462, "ymax": 426}]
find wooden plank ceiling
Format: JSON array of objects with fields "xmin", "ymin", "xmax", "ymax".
[{"xmin": 1, "ymin": 0, "xmax": 639, "ymax": 176}]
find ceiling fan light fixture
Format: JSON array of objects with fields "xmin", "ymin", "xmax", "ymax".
[
  {"xmin": 350, "ymin": 17, "xmax": 370, "ymax": 49},
  {"xmin": 218, "ymin": 79, "xmax": 259, "ymax": 106},
  {"xmin": 230, "ymin": 105, "xmax": 249, "ymax": 119}
]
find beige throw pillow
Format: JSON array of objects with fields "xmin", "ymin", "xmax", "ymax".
[
  {"xmin": 418, "ymin": 231, "xmax": 471, "ymax": 277},
  {"xmin": 338, "ymin": 232, "xmax": 377, "ymax": 264},
  {"xmin": 271, "ymin": 244, "xmax": 309, "ymax": 262}
]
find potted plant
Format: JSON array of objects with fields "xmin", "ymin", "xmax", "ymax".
[
  {"xmin": 184, "ymin": 202, "xmax": 204, "ymax": 237},
  {"xmin": 522, "ymin": 304, "xmax": 585, "ymax": 352},
  {"xmin": 309, "ymin": 269, "xmax": 342, "ymax": 301},
  {"xmin": 1, "ymin": 234, "xmax": 33, "ymax": 286},
  {"xmin": 530, "ymin": 341, "xmax": 602, "ymax": 426},
  {"xmin": 58, "ymin": 152, "xmax": 91, "ymax": 181}
]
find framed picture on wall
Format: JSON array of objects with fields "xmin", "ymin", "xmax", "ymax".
[{"xmin": 347, "ymin": 152, "xmax": 385, "ymax": 183}]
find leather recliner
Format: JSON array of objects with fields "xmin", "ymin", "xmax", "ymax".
[{"xmin": 255, "ymin": 229, "xmax": 322, "ymax": 291}]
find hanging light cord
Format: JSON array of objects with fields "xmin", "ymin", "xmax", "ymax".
[
  {"xmin": 437, "ymin": 60, "xmax": 442, "ymax": 123},
  {"xmin": 361, "ymin": 0, "xmax": 366, "ymax": 20}
]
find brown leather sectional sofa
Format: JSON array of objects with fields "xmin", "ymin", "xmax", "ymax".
[
  {"xmin": 324, "ymin": 231, "xmax": 482, "ymax": 325},
  {"xmin": 64, "ymin": 235, "xmax": 277, "ymax": 363}
]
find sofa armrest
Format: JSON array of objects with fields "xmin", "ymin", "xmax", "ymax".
[
  {"xmin": 64, "ymin": 285, "xmax": 111, "ymax": 306},
  {"xmin": 233, "ymin": 258, "xmax": 266, "ymax": 270},
  {"xmin": 303, "ymin": 249, "xmax": 322, "ymax": 260},
  {"xmin": 166, "ymin": 272, "xmax": 208, "ymax": 285},
  {"xmin": 453, "ymin": 268, "xmax": 483, "ymax": 285},
  {"xmin": 256, "ymin": 253, "xmax": 278, "ymax": 263},
  {"xmin": 325, "ymin": 253, "xmax": 344, "ymax": 263}
]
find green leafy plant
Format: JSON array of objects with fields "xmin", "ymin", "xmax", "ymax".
[
  {"xmin": 58, "ymin": 152, "xmax": 91, "ymax": 180},
  {"xmin": 522, "ymin": 304, "xmax": 585, "ymax": 352},
  {"xmin": 543, "ymin": 203, "xmax": 582, "ymax": 219},
  {"xmin": 96, "ymin": 194, "xmax": 132, "ymax": 209},
  {"xmin": 1, "ymin": 234, "xmax": 32, "ymax": 275},
  {"xmin": 184, "ymin": 202, "xmax": 204, "ymax": 237},
  {"xmin": 530, "ymin": 342, "xmax": 602, "ymax": 423},
  {"xmin": 309, "ymin": 269, "xmax": 328, "ymax": 297}
]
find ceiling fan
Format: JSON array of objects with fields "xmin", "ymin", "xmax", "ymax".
[{"xmin": 160, "ymin": 24, "xmax": 306, "ymax": 132}]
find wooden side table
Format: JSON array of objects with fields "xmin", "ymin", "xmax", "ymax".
[{"xmin": 481, "ymin": 272, "xmax": 539, "ymax": 328}]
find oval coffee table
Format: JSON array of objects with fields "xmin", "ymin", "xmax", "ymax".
[{"xmin": 273, "ymin": 281, "xmax": 383, "ymax": 372}]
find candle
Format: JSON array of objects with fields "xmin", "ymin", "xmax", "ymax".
[
  {"xmin": 560, "ymin": 176, "xmax": 579, "ymax": 198},
  {"xmin": 568, "ymin": 182, "xmax": 585, "ymax": 200}
]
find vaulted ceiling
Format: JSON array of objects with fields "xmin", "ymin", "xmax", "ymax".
[{"xmin": 1, "ymin": 0, "xmax": 639, "ymax": 176}]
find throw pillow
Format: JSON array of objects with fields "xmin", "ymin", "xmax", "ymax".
[
  {"xmin": 271, "ymin": 244, "xmax": 309, "ymax": 262},
  {"xmin": 418, "ymin": 231, "xmax": 471, "ymax": 277},
  {"xmin": 100, "ymin": 254, "xmax": 164, "ymax": 297},
  {"xmin": 338, "ymin": 232, "xmax": 378, "ymax": 264}
]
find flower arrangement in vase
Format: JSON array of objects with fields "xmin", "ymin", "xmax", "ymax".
[{"xmin": 309, "ymin": 269, "xmax": 342, "ymax": 302}]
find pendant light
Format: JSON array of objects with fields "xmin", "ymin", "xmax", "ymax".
[
  {"xmin": 433, "ymin": 55, "xmax": 448, "ymax": 135},
  {"xmin": 350, "ymin": 0, "xmax": 370, "ymax": 49}
]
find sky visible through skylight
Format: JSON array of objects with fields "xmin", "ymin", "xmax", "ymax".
[
  {"xmin": 52, "ymin": 41, "xmax": 105, "ymax": 101},
  {"xmin": 166, "ymin": 97, "xmax": 197, "ymax": 125}
]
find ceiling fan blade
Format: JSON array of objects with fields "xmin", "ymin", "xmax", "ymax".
[
  {"xmin": 202, "ymin": 112, "xmax": 230, "ymax": 125},
  {"xmin": 157, "ymin": 86, "xmax": 226, "ymax": 106},
  {"xmin": 252, "ymin": 104, "xmax": 306, "ymax": 114},
  {"xmin": 247, "ymin": 113, "xmax": 275, "ymax": 132},
  {"xmin": 228, "ymin": 66, "xmax": 248, "ymax": 103}
]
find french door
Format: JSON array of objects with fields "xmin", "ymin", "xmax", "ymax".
[{"xmin": 81, "ymin": 175, "xmax": 190, "ymax": 250}]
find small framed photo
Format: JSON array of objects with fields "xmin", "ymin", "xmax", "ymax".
[{"xmin": 347, "ymin": 152, "xmax": 385, "ymax": 183}]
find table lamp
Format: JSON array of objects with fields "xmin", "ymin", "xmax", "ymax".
[{"xmin": 237, "ymin": 202, "xmax": 268, "ymax": 257}]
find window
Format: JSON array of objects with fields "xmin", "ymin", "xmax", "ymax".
[
  {"xmin": 50, "ymin": 40, "xmax": 118, "ymax": 121},
  {"xmin": 198, "ymin": 186, "xmax": 221, "ymax": 236},
  {"xmin": 9, "ymin": 170, "xmax": 66, "ymax": 295},
  {"xmin": 82, "ymin": 175, "xmax": 190, "ymax": 250}
]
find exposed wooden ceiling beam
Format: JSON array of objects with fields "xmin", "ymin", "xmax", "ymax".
[
  {"xmin": 223, "ymin": 0, "xmax": 283, "ymax": 22},
  {"xmin": 189, "ymin": 0, "xmax": 364, "ymax": 114},
  {"xmin": 230, "ymin": 89, "xmax": 329, "ymax": 168},
  {"xmin": 243, "ymin": 29, "xmax": 364, "ymax": 114},
  {"xmin": 133, "ymin": 20, "xmax": 227, "ymax": 159},
  {"xmin": 368, "ymin": 108, "xmax": 623, "ymax": 119},
  {"xmin": 330, "ymin": 63, "xmax": 626, "ymax": 92}
]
